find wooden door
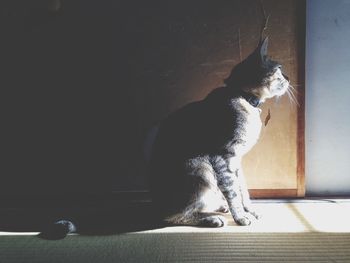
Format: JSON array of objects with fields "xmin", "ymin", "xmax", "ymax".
[
  {"xmin": 119, "ymin": 0, "xmax": 306, "ymax": 198},
  {"xmin": 244, "ymin": 0, "xmax": 305, "ymax": 198},
  {"xmin": 0, "ymin": 0, "xmax": 304, "ymax": 200}
]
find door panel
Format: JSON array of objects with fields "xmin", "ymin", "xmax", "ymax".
[{"xmin": 0, "ymin": 0, "xmax": 305, "ymax": 198}]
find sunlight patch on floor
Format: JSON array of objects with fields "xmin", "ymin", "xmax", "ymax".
[
  {"xmin": 0, "ymin": 232, "xmax": 40, "ymax": 236},
  {"xmin": 141, "ymin": 200, "xmax": 350, "ymax": 234},
  {"xmin": 291, "ymin": 201, "xmax": 350, "ymax": 232}
]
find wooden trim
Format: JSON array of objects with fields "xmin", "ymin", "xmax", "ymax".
[
  {"xmin": 296, "ymin": 0, "xmax": 306, "ymax": 197},
  {"xmin": 249, "ymin": 189, "xmax": 298, "ymax": 199}
]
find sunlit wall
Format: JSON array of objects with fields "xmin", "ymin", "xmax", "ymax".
[{"xmin": 306, "ymin": 0, "xmax": 350, "ymax": 195}]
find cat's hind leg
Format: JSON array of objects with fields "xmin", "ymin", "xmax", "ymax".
[
  {"xmin": 165, "ymin": 158, "xmax": 228, "ymax": 227},
  {"xmin": 194, "ymin": 212, "xmax": 227, "ymax": 227},
  {"xmin": 200, "ymin": 181, "xmax": 229, "ymax": 214},
  {"xmin": 165, "ymin": 210, "xmax": 228, "ymax": 228},
  {"xmin": 164, "ymin": 185, "xmax": 228, "ymax": 227}
]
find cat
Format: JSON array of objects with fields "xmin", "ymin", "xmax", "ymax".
[
  {"xmin": 39, "ymin": 37, "xmax": 289, "ymax": 239},
  {"xmin": 149, "ymin": 37, "xmax": 290, "ymax": 227}
]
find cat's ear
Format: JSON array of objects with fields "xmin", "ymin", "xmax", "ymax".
[{"xmin": 259, "ymin": 37, "xmax": 268, "ymax": 61}]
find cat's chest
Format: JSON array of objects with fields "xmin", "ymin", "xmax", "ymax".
[
  {"xmin": 236, "ymin": 99, "xmax": 262, "ymax": 152},
  {"xmin": 244, "ymin": 110, "xmax": 262, "ymax": 144},
  {"xmin": 243, "ymin": 103, "xmax": 262, "ymax": 138}
]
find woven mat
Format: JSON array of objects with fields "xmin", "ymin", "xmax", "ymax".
[{"xmin": 1, "ymin": 201, "xmax": 350, "ymax": 262}]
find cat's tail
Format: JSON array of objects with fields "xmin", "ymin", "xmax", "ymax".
[{"xmin": 38, "ymin": 220, "xmax": 77, "ymax": 240}]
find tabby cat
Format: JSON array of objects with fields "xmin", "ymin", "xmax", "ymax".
[{"xmin": 149, "ymin": 37, "xmax": 290, "ymax": 226}]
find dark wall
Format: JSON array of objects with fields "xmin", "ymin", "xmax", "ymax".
[
  {"xmin": 2, "ymin": 0, "xmax": 128, "ymax": 194},
  {"xmin": 1, "ymin": 0, "xmax": 299, "ymax": 195}
]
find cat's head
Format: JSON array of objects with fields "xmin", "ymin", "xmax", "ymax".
[{"xmin": 224, "ymin": 37, "xmax": 290, "ymax": 102}]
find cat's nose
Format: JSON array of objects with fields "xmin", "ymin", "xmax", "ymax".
[{"xmin": 282, "ymin": 73, "xmax": 289, "ymax": 82}]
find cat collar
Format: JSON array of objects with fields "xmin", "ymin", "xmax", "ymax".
[{"xmin": 240, "ymin": 91, "xmax": 261, "ymax": 108}]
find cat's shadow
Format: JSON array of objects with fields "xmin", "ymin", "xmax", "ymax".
[
  {"xmin": 0, "ymin": 202, "xmax": 167, "ymax": 239},
  {"xmin": 71, "ymin": 203, "xmax": 166, "ymax": 236}
]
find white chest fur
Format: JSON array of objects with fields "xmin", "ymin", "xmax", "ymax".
[{"xmin": 236, "ymin": 98, "xmax": 262, "ymax": 155}]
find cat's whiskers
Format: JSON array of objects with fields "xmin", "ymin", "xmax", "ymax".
[
  {"xmin": 286, "ymin": 88, "xmax": 294, "ymax": 105},
  {"xmin": 289, "ymin": 84, "xmax": 299, "ymax": 105},
  {"xmin": 286, "ymin": 85, "xmax": 299, "ymax": 106},
  {"xmin": 288, "ymin": 83, "xmax": 298, "ymax": 94},
  {"xmin": 285, "ymin": 88, "xmax": 292, "ymax": 103}
]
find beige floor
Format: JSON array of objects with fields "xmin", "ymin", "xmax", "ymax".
[
  {"xmin": 144, "ymin": 199, "xmax": 350, "ymax": 234},
  {"xmin": 1, "ymin": 200, "xmax": 350, "ymax": 263}
]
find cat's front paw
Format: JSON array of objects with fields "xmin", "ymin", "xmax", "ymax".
[
  {"xmin": 234, "ymin": 216, "xmax": 251, "ymax": 226},
  {"xmin": 248, "ymin": 210, "xmax": 261, "ymax": 220},
  {"xmin": 233, "ymin": 210, "xmax": 261, "ymax": 225},
  {"xmin": 244, "ymin": 206, "xmax": 262, "ymax": 220}
]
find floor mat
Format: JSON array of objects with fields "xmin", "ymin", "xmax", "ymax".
[{"xmin": 1, "ymin": 200, "xmax": 350, "ymax": 263}]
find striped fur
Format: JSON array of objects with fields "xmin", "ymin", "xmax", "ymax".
[{"xmin": 149, "ymin": 38, "xmax": 289, "ymax": 226}]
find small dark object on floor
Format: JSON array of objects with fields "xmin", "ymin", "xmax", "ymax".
[{"xmin": 38, "ymin": 220, "xmax": 77, "ymax": 240}]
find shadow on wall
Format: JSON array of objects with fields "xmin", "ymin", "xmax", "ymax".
[
  {"xmin": 1, "ymin": 0, "xmax": 285, "ymax": 194},
  {"xmin": 1, "ymin": 0, "xmax": 150, "ymax": 194}
]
